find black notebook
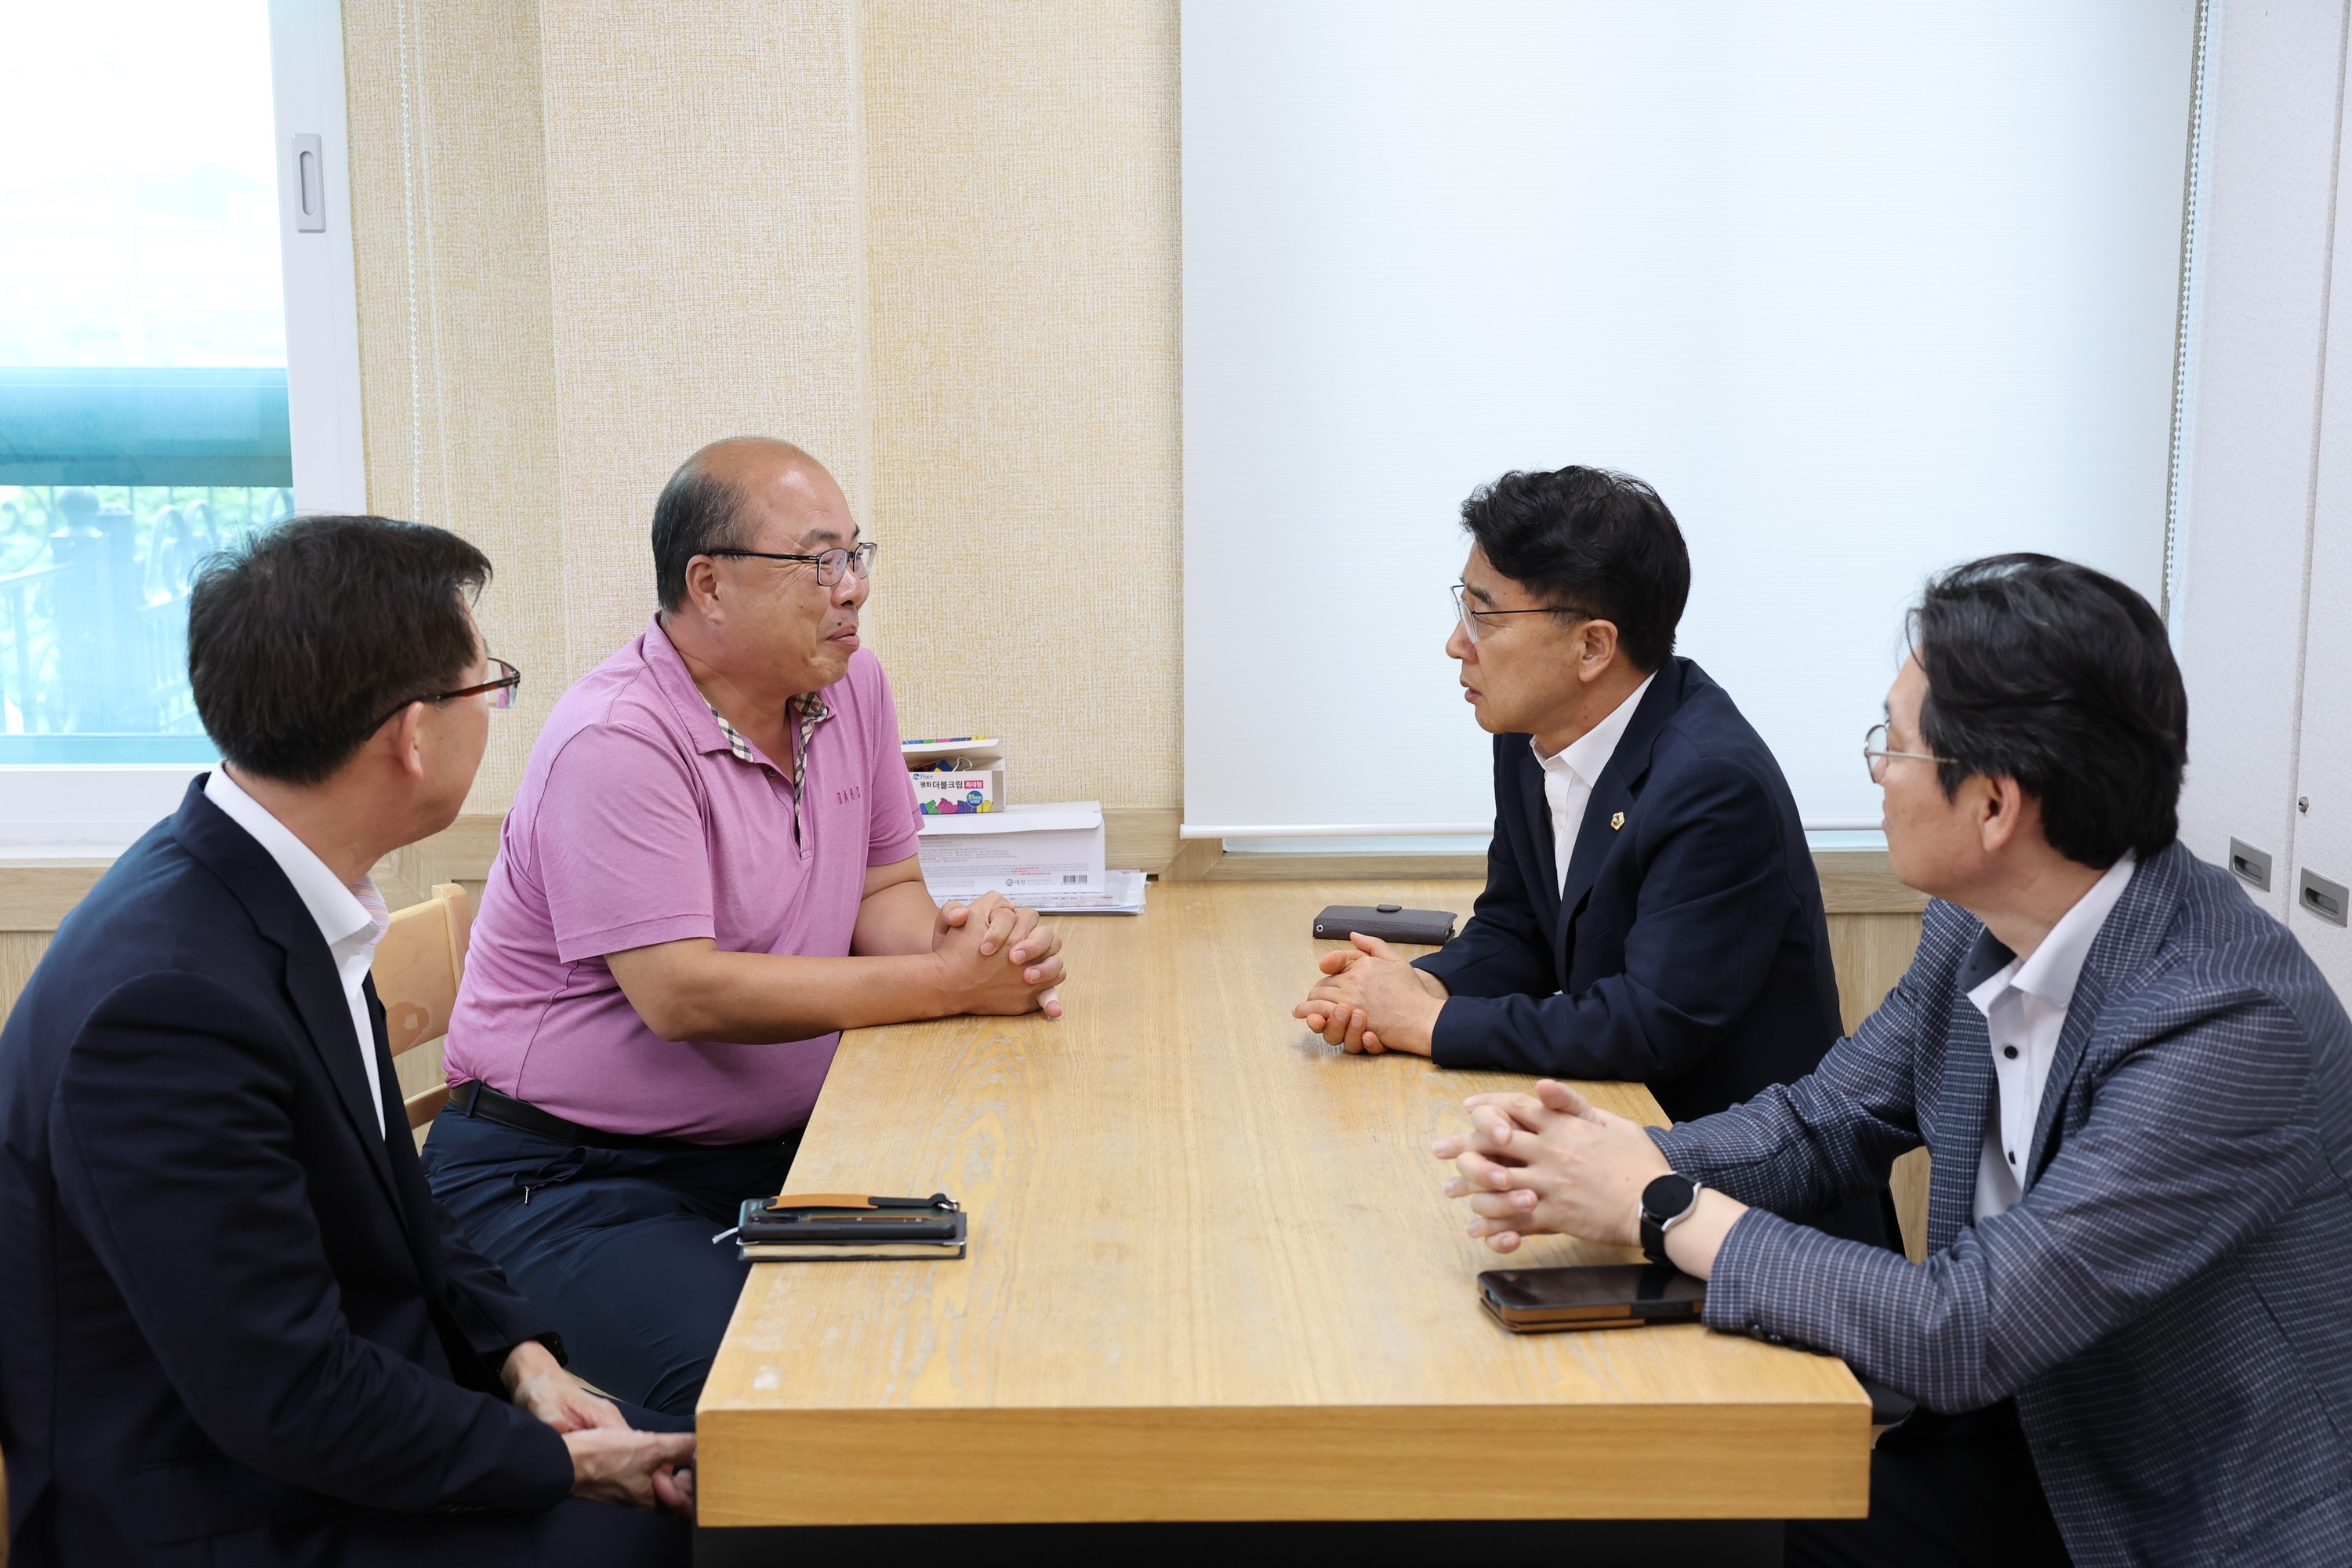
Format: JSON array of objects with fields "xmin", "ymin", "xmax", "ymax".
[{"xmin": 733, "ymin": 1192, "xmax": 966, "ymax": 1261}]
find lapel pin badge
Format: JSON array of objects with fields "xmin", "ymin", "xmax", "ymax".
[{"xmin": 1610, "ymin": 811, "xmax": 1626, "ymax": 830}]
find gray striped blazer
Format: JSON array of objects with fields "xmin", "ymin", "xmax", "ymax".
[{"xmin": 1653, "ymin": 840, "xmax": 2352, "ymax": 1566}]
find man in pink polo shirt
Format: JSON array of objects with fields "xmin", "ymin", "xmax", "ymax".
[{"xmin": 425, "ymin": 437, "xmax": 1064, "ymax": 1415}]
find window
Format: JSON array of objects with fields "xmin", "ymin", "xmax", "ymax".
[{"xmin": 0, "ymin": 0, "xmax": 360, "ymax": 850}]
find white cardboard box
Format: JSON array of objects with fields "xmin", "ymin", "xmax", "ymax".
[{"xmin": 916, "ymin": 802, "xmax": 1104, "ymax": 901}]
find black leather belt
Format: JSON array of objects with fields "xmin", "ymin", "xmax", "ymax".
[{"xmin": 454, "ymin": 1080, "xmax": 796, "ymax": 1153}]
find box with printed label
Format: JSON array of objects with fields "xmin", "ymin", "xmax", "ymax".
[
  {"xmin": 916, "ymin": 803, "xmax": 1104, "ymax": 901},
  {"xmin": 902, "ymin": 737, "xmax": 1006, "ymax": 817},
  {"xmin": 912, "ymin": 771, "xmax": 995, "ymax": 815}
]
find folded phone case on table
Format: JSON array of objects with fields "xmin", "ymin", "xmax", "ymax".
[{"xmin": 735, "ymin": 1192, "xmax": 967, "ymax": 1261}]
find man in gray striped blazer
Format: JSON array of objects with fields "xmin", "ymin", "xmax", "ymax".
[{"xmin": 1436, "ymin": 554, "xmax": 2352, "ymax": 1567}]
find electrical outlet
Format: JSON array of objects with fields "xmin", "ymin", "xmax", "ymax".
[
  {"xmin": 2300, "ymin": 869, "xmax": 2349, "ymax": 928},
  {"xmin": 2229, "ymin": 839, "xmax": 2274, "ymax": 891}
]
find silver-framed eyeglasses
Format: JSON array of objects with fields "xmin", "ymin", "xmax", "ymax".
[
  {"xmin": 1451, "ymin": 583, "xmax": 1593, "ymax": 646},
  {"xmin": 1862, "ymin": 721, "xmax": 1955, "ymax": 782},
  {"xmin": 706, "ymin": 540, "xmax": 878, "ymax": 586}
]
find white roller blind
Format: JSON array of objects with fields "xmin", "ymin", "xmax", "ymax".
[{"xmin": 1181, "ymin": 1, "xmax": 2194, "ymax": 837}]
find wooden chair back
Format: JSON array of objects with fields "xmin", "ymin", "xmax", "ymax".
[{"xmin": 372, "ymin": 882, "xmax": 472, "ymax": 1137}]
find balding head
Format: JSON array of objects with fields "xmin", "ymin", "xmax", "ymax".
[{"xmin": 651, "ymin": 437, "xmax": 844, "ymax": 611}]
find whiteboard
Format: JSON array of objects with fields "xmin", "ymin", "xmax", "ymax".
[{"xmin": 1181, "ymin": 1, "xmax": 2194, "ymax": 837}]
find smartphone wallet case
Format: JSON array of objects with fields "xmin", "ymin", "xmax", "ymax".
[
  {"xmin": 736, "ymin": 1192, "xmax": 966, "ymax": 1261},
  {"xmin": 1312, "ymin": 904, "xmax": 1457, "ymax": 945}
]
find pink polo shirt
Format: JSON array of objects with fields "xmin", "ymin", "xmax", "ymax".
[{"xmin": 441, "ymin": 617, "xmax": 922, "ymax": 1143}]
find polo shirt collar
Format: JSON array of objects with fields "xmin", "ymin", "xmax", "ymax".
[
  {"xmin": 644, "ymin": 615, "xmax": 746, "ymax": 760},
  {"xmin": 644, "ymin": 614, "xmax": 839, "ymax": 774},
  {"xmin": 703, "ymin": 699, "xmax": 759, "ymax": 764}
]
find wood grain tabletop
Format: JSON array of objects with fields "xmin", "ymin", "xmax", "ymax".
[{"xmin": 697, "ymin": 879, "xmax": 1868, "ymax": 1526}]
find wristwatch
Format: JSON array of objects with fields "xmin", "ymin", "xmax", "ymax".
[{"xmin": 1639, "ymin": 1173, "xmax": 1704, "ymax": 1267}]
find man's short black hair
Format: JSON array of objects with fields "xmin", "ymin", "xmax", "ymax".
[
  {"xmin": 651, "ymin": 460, "xmax": 747, "ymax": 612},
  {"xmin": 187, "ymin": 515, "xmax": 490, "ymax": 786},
  {"xmin": 1910, "ymin": 554, "xmax": 2186, "ymax": 868},
  {"xmin": 1459, "ymin": 466, "xmax": 1691, "ymax": 671}
]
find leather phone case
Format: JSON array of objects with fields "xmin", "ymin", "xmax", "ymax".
[
  {"xmin": 740, "ymin": 1192, "xmax": 961, "ymax": 1244},
  {"xmin": 1312, "ymin": 904, "xmax": 1457, "ymax": 945}
]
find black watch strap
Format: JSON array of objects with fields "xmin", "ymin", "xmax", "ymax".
[{"xmin": 1640, "ymin": 1174, "xmax": 1700, "ymax": 1267}]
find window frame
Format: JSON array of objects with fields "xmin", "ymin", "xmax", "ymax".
[{"xmin": 0, "ymin": 0, "xmax": 365, "ymax": 858}]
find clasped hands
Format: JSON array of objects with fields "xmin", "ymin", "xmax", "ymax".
[
  {"xmin": 503, "ymin": 1339, "xmax": 695, "ymax": 1518},
  {"xmin": 1430, "ymin": 1079, "xmax": 1743, "ymax": 1279},
  {"xmin": 935, "ymin": 889, "xmax": 1065, "ymax": 1018},
  {"xmin": 1293, "ymin": 932, "xmax": 1449, "ymax": 1054}
]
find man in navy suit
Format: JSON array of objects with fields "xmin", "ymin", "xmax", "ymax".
[
  {"xmin": 1298, "ymin": 470, "xmax": 1883, "ymax": 1247},
  {"xmin": 1439, "ymin": 556, "xmax": 2352, "ymax": 1565},
  {"xmin": 0, "ymin": 517, "xmax": 693, "ymax": 1566}
]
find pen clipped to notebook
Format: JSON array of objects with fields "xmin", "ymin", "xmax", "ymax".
[{"xmin": 717, "ymin": 1191, "xmax": 967, "ymax": 1261}]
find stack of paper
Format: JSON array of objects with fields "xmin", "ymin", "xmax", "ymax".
[{"xmin": 916, "ymin": 801, "xmax": 1145, "ymax": 914}]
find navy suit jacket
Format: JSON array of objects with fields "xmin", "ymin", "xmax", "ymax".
[
  {"xmin": 1415, "ymin": 658, "xmax": 1844, "ymax": 1124},
  {"xmin": 1661, "ymin": 843, "xmax": 2352, "ymax": 1566},
  {"xmin": 0, "ymin": 781, "xmax": 573, "ymax": 1565}
]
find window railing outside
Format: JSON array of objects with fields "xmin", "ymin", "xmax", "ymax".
[
  {"xmin": 0, "ymin": 366, "xmax": 295, "ymax": 763},
  {"xmin": 0, "ymin": 483, "xmax": 290, "ymax": 761}
]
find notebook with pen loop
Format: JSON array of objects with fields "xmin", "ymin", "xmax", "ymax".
[{"xmin": 724, "ymin": 1192, "xmax": 966, "ymax": 1261}]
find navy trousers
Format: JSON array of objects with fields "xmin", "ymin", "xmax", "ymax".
[
  {"xmin": 422, "ymin": 1108, "xmax": 800, "ymax": 1416},
  {"xmin": 1785, "ymin": 1399, "xmax": 2071, "ymax": 1567}
]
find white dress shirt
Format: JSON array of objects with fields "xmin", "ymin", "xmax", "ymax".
[
  {"xmin": 204, "ymin": 768, "xmax": 392, "ymax": 1137},
  {"xmin": 1530, "ymin": 673, "xmax": 1655, "ymax": 897},
  {"xmin": 1966, "ymin": 852, "xmax": 2138, "ymax": 1220}
]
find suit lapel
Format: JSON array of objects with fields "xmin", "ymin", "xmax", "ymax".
[
  {"xmin": 171, "ymin": 782, "xmax": 400, "ymax": 1207},
  {"xmin": 1927, "ymin": 927, "xmax": 2012, "ymax": 1253},
  {"xmin": 281, "ymin": 938, "xmax": 399, "ymax": 1200},
  {"xmin": 366, "ymin": 975, "xmax": 444, "ymax": 1270},
  {"xmin": 1515, "ymin": 745, "xmax": 1559, "ymax": 942},
  {"xmin": 1562, "ymin": 771, "xmax": 1637, "ymax": 931},
  {"xmin": 1928, "ymin": 1004, "xmax": 1994, "ymax": 1253},
  {"xmin": 2023, "ymin": 851, "xmax": 2178, "ymax": 1189},
  {"xmin": 1555, "ymin": 662, "xmax": 1686, "ymax": 936}
]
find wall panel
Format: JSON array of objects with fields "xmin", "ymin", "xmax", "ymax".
[
  {"xmin": 537, "ymin": 0, "xmax": 873, "ymax": 678},
  {"xmin": 2172, "ymin": 0, "xmax": 2352, "ymax": 916},
  {"xmin": 2289, "ymin": 56, "xmax": 2352, "ymax": 998},
  {"xmin": 861, "ymin": 1, "xmax": 1183, "ymax": 806}
]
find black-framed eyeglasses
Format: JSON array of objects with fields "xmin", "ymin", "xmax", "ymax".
[
  {"xmin": 372, "ymin": 657, "xmax": 521, "ymax": 730},
  {"xmin": 1862, "ymin": 721, "xmax": 1955, "ymax": 782},
  {"xmin": 1451, "ymin": 583, "xmax": 1593, "ymax": 646},
  {"xmin": 706, "ymin": 541, "xmax": 878, "ymax": 586}
]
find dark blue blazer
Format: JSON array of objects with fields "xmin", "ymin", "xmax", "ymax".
[
  {"xmin": 1661, "ymin": 843, "xmax": 2352, "ymax": 1566},
  {"xmin": 0, "ymin": 781, "xmax": 573, "ymax": 1565},
  {"xmin": 1415, "ymin": 657, "xmax": 1845, "ymax": 1124}
]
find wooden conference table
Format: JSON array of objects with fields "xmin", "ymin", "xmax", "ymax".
[{"xmin": 696, "ymin": 880, "xmax": 1869, "ymax": 1544}]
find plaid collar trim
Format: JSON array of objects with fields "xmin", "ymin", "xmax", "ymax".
[
  {"xmin": 702, "ymin": 692, "xmax": 835, "ymax": 822},
  {"xmin": 699, "ymin": 695, "xmax": 833, "ymax": 758},
  {"xmin": 703, "ymin": 699, "xmax": 758, "ymax": 764}
]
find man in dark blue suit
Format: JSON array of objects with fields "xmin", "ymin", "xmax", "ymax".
[
  {"xmin": 0, "ymin": 517, "xmax": 692, "ymax": 1566},
  {"xmin": 1298, "ymin": 469, "xmax": 1871, "ymax": 1160}
]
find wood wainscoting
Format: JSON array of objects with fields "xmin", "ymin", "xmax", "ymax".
[{"xmin": 0, "ymin": 817, "xmax": 1931, "ymax": 1257}]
